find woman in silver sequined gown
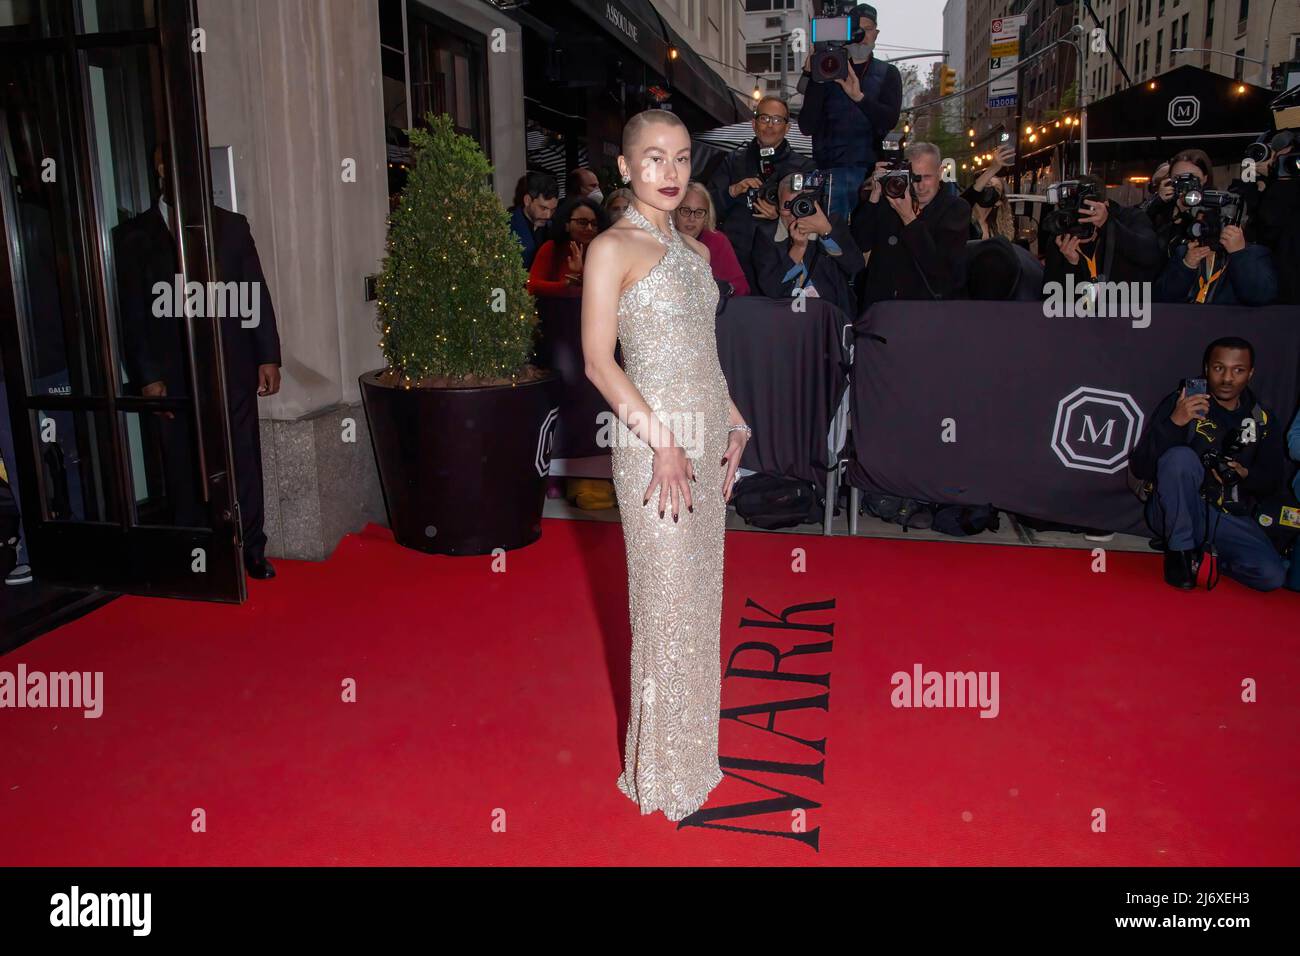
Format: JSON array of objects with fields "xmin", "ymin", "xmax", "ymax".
[{"xmin": 581, "ymin": 110, "xmax": 750, "ymax": 822}]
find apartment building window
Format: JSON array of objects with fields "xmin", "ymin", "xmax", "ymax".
[
  {"xmin": 1234, "ymin": 49, "xmax": 1245, "ymax": 80},
  {"xmin": 1142, "ymin": 37, "xmax": 1149, "ymax": 74},
  {"xmin": 1206, "ymin": 0, "xmax": 1215, "ymax": 37},
  {"xmin": 1156, "ymin": 29, "xmax": 1162, "ymax": 71},
  {"xmin": 744, "ymin": 0, "xmax": 795, "ymax": 11},
  {"xmin": 1134, "ymin": 41, "xmax": 1140, "ymax": 77},
  {"xmin": 1117, "ymin": 10, "xmax": 1126, "ymax": 56},
  {"xmin": 745, "ymin": 42, "xmax": 793, "ymax": 74},
  {"xmin": 1237, "ymin": 0, "xmax": 1248, "ymax": 35},
  {"xmin": 1158, "ymin": 0, "xmax": 1164, "ymax": 16},
  {"xmin": 764, "ymin": 16, "xmax": 782, "ymax": 28},
  {"xmin": 1145, "ymin": 0, "xmax": 1151, "ymax": 26},
  {"xmin": 1180, "ymin": 14, "xmax": 1189, "ymax": 49}
]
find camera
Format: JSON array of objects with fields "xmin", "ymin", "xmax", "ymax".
[
  {"xmin": 1169, "ymin": 172, "xmax": 1203, "ymax": 205},
  {"xmin": 1179, "ymin": 188, "xmax": 1245, "ymax": 248},
  {"xmin": 878, "ymin": 136, "xmax": 917, "ymax": 200},
  {"xmin": 786, "ymin": 170, "xmax": 832, "ymax": 218},
  {"xmin": 1200, "ymin": 426, "xmax": 1247, "ymax": 502},
  {"xmin": 744, "ymin": 147, "xmax": 780, "ymax": 212},
  {"xmin": 1244, "ymin": 128, "xmax": 1298, "ymax": 164},
  {"xmin": 808, "ymin": 6, "xmax": 867, "ymax": 83},
  {"xmin": 1041, "ymin": 179, "xmax": 1101, "ymax": 238}
]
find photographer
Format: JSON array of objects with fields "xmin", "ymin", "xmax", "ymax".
[
  {"xmin": 1040, "ymin": 175, "xmax": 1163, "ymax": 292},
  {"xmin": 1139, "ymin": 161, "xmax": 1174, "ymax": 239},
  {"xmin": 1150, "ymin": 150, "xmax": 1214, "ymax": 256},
  {"xmin": 1243, "ymin": 132, "xmax": 1300, "ymax": 304},
  {"xmin": 753, "ymin": 172, "xmax": 861, "ymax": 317},
  {"xmin": 850, "ymin": 141, "xmax": 969, "ymax": 307},
  {"xmin": 1153, "ymin": 227, "xmax": 1278, "ymax": 305},
  {"xmin": 1130, "ymin": 337, "xmax": 1285, "ymax": 591},
  {"xmin": 796, "ymin": 4, "xmax": 902, "ymax": 220},
  {"xmin": 707, "ymin": 95, "xmax": 815, "ymax": 293},
  {"xmin": 1153, "ymin": 151, "xmax": 1277, "ymax": 305}
]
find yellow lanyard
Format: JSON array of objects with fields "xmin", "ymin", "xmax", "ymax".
[
  {"xmin": 1195, "ymin": 253, "xmax": 1226, "ymax": 304},
  {"xmin": 1080, "ymin": 245, "xmax": 1099, "ymax": 279}
]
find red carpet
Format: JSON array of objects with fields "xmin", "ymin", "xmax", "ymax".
[{"xmin": 1, "ymin": 519, "xmax": 1297, "ymax": 865}]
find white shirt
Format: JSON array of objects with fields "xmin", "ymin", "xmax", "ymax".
[{"xmin": 158, "ymin": 196, "xmax": 171, "ymax": 228}]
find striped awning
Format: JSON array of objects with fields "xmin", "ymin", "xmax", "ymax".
[{"xmin": 693, "ymin": 122, "xmax": 813, "ymax": 156}]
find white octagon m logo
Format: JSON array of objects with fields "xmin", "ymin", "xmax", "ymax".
[
  {"xmin": 1168, "ymin": 95, "xmax": 1200, "ymax": 127},
  {"xmin": 1051, "ymin": 387, "xmax": 1144, "ymax": 474},
  {"xmin": 535, "ymin": 406, "xmax": 559, "ymax": 477}
]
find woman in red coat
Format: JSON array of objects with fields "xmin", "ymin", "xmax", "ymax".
[
  {"xmin": 527, "ymin": 197, "xmax": 609, "ymax": 298},
  {"xmin": 671, "ymin": 181, "xmax": 749, "ymax": 297}
]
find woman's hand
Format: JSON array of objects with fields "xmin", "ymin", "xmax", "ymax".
[
  {"xmin": 721, "ymin": 427, "xmax": 749, "ymax": 503},
  {"xmin": 644, "ymin": 443, "xmax": 695, "ymax": 521},
  {"xmin": 565, "ymin": 240, "xmax": 584, "ymax": 275}
]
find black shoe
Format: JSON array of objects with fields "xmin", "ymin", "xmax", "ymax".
[
  {"xmin": 245, "ymin": 555, "xmax": 276, "ymax": 579},
  {"xmin": 1163, "ymin": 549, "xmax": 1197, "ymax": 590}
]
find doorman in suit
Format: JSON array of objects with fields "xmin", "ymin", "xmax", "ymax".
[{"xmin": 112, "ymin": 143, "xmax": 282, "ymax": 579}]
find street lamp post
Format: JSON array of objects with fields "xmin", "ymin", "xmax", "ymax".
[
  {"xmin": 1172, "ymin": 47, "xmax": 1264, "ymax": 79},
  {"xmin": 1259, "ymin": 0, "xmax": 1283, "ymax": 88}
]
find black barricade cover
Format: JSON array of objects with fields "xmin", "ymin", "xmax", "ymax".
[
  {"xmin": 535, "ymin": 295, "xmax": 850, "ymax": 488},
  {"xmin": 716, "ymin": 295, "xmax": 851, "ymax": 490},
  {"xmin": 849, "ymin": 302, "xmax": 1300, "ymax": 536},
  {"xmin": 534, "ymin": 296, "xmax": 617, "ymax": 460}
]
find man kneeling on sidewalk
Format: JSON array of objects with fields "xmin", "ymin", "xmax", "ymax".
[{"xmin": 1129, "ymin": 336, "xmax": 1286, "ymax": 591}]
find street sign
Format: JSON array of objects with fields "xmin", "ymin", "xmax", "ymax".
[{"xmin": 988, "ymin": 14, "xmax": 1027, "ymax": 110}]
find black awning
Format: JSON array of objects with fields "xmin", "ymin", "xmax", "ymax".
[
  {"xmin": 661, "ymin": 21, "xmax": 748, "ymax": 126},
  {"xmin": 566, "ymin": 0, "xmax": 670, "ymax": 77},
  {"xmin": 566, "ymin": 0, "xmax": 746, "ymax": 126},
  {"xmin": 1084, "ymin": 65, "xmax": 1273, "ymax": 142}
]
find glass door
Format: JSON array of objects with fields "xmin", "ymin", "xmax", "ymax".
[{"xmin": 0, "ymin": 0, "xmax": 244, "ymax": 602}]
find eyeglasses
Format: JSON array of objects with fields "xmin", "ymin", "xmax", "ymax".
[
  {"xmin": 755, "ymin": 114, "xmax": 789, "ymax": 126},
  {"xmin": 569, "ymin": 218, "xmax": 598, "ymax": 229},
  {"xmin": 675, "ymin": 206, "xmax": 706, "ymax": 220}
]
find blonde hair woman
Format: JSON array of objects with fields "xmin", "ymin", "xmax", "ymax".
[
  {"xmin": 603, "ymin": 187, "xmax": 636, "ymax": 220},
  {"xmin": 670, "ymin": 182, "xmax": 750, "ymax": 296},
  {"xmin": 581, "ymin": 109, "xmax": 750, "ymax": 821}
]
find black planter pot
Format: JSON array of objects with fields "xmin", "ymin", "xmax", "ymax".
[{"xmin": 359, "ymin": 369, "xmax": 562, "ymax": 555}]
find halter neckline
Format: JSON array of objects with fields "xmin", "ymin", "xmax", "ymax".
[{"xmin": 623, "ymin": 202, "xmax": 678, "ymax": 247}]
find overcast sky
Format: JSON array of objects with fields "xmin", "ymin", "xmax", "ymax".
[{"xmin": 867, "ymin": 0, "xmax": 950, "ymax": 79}]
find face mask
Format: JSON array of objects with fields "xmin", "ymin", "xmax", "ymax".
[{"xmin": 588, "ymin": 188, "xmax": 604, "ymax": 203}]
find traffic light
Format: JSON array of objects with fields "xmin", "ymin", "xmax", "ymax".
[{"xmin": 939, "ymin": 66, "xmax": 957, "ymax": 97}]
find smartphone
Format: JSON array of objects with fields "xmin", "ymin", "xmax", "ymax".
[
  {"xmin": 997, "ymin": 127, "xmax": 1011, "ymax": 144},
  {"xmin": 1185, "ymin": 377, "xmax": 1208, "ymax": 418}
]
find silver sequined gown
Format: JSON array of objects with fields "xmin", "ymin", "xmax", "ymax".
[{"xmin": 612, "ymin": 204, "xmax": 729, "ymax": 821}]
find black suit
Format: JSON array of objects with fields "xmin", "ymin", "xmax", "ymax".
[
  {"xmin": 752, "ymin": 214, "xmax": 863, "ymax": 318},
  {"xmin": 851, "ymin": 188, "xmax": 971, "ymax": 308},
  {"xmin": 707, "ymin": 138, "xmax": 816, "ymax": 294},
  {"xmin": 112, "ymin": 203, "xmax": 280, "ymax": 559}
]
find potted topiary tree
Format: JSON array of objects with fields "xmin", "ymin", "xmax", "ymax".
[{"xmin": 360, "ymin": 114, "xmax": 560, "ymax": 555}]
